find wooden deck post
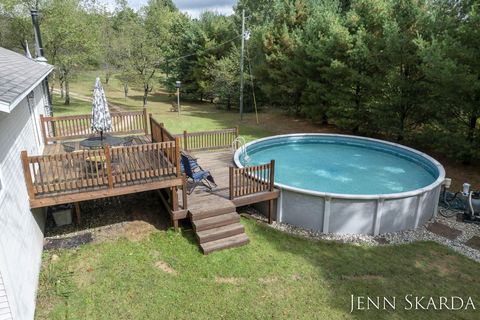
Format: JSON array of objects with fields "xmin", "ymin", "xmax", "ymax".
[
  {"xmin": 183, "ymin": 130, "xmax": 188, "ymax": 151},
  {"xmin": 268, "ymin": 199, "xmax": 274, "ymax": 224},
  {"xmin": 149, "ymin": 113, "xmax": 153, "ymax": 141},
  {"xmin": 21, "ymin": 151, "xmax": 35, "ymax": 200},
  {"xmin": 175, "ymin": 137, "xmax": 181, "ymax": 177},
  {"xmin": 229, "ymin": 166, "xmax": 234, "ymax": 200},
  {"xmin": 182, "ymin": 174, "xmax": 188, "ymax": 210},
  {"xmin": 74, "ymin": 202, "xmax": 81, "ymax": 224},
  {"xmin": 269, "ymin": 160, "xmax": 275, "ymax": 191},
  {"xmin": 160, "ymin": 123, "xmax": 165, "ymax": 142},
  {"xmin": 171, "ymin": 188, "xmax": 179, "ymax": 210},
  {"xmin": 39, "ymin": 114, "xmax": 48, "ymax": 145},
  {"xmin": 143, "ymin": 108, "xmax": 149, "ymax": 136},
  {"xmin": 103, "ymin": 145, "xmax": 114, "ymax": 188},
  {"xmin": 235, "ymin": 125, "xmax": 239, "ymax": 137}
]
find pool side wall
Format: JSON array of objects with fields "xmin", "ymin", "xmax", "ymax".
[
  {"xmin": 276, "ymin": 185, "xmax": 441, "ymax": 235},
  {"xmin": 236, "ymin": 134, "xmax": 445, "ymax": 236}
]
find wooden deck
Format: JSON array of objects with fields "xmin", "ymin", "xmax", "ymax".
[
  {"xmin": 22, "ymin": 110, "xmax": 279, "ymax": 253},
  {"xmin": 166, "ymin": 149, "xmax": 279, "ymax": 254},
  {"xmin": 178, "ymin": 150, "xmax": 279, "ymax": 214}
]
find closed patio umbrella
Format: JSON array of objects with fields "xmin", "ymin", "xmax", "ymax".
[{"xmin": 91, "ymin": 76, "xmax": 112, "ymax": 141}]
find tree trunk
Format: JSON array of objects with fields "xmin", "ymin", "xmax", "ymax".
[
  {"xmin": 64, "ymin": 72, "xmax": 70, "ymax": 105},
  {"xmin": 321, "ymin": 112, "xmax": 328, "ymax": 125},
  {"xmin": 353, "ymin": 83, "xmax": 361, "ymax": 134},
  {"xmin": 105, "ymin": 69, "xmax": 111, "ymax": 84},
  {"xmin": 143, "ymin": 84, "xmax": 149, "ymax": 107},
  {"xmin": 463, "ymin": 114, "xmax": 479, "ymax": 164},
  {"xmin": 226, "ymin": 96, "xmax": 231, "ymax": 110},
  {"xmin": 397, "ymin": 108, "xmax": 406, "ymax": 142},
  {"xmin": 60, "ymin": 79, "xmax": 64, "ymax": 99},
  {"xmin": 124, "ymin": 83, "xmax": 128, "ymax": 101}
]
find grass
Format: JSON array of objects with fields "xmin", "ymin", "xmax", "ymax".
[{"xmin": 36, "ymin": 218, "xmax": 480, "ymax": 319}]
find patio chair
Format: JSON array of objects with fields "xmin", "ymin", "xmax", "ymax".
[
  {"xmin": 180, "ymin": 151, "xmax": 200, "ymax": 173},
  {"xmin": 181, "ymin": 154, "xmax": 216, "ymax": 194}
]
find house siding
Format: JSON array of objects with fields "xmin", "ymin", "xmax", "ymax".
[{"xmin": 0, "ymin": 84, "xmax": 47, "ymax": 320}]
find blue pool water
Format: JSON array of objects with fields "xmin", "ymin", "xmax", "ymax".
[{"xmin": 241, "ymin": 135, "xmax": 439, "ymax": 195}]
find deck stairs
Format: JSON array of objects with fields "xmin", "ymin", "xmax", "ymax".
[{"xmin": 189, "ymin": 201, "xmax": 249, "ymax": 255}]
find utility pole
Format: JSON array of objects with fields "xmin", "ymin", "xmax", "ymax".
[{"xmin": 239, "ymin": 9, "xmax": 245, "ymax": 121}]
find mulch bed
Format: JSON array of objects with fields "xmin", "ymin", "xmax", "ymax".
[
  {"xmin": 44, "ymin": 232, "xmax": 93, "ymax": 250},
  {"xmin": 44, "ymin": 191, "xmax": 170, "ymax": 237},
  {"xmin": 465, "ymin": 236, "xmax": 480, "ymax": 251},
  {"xmin": 426, "ymin": 222, "xmax": 462, "ymax": 240}
]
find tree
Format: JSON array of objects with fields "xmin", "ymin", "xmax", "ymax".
[
  {"xmin": 418, "ymin": 1, "xmax": 480, "ymax": 162},
  {"xmin": 375, "ymin": 0, "xmax": 432, "ymax": 141},
  {"xmin": 42, "ymin": 0, "xmax": 99, "ymax": 104}
]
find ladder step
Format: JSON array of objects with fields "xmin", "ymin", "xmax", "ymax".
[
  {"xmin": 193, "ymin": 212, "xmax": 240, "ymax": 232},
  {"xmin": 201, "ymin": 233, "xmax": 250, "ymax": 255},
  {"xmin": 196, "ymin": 223, "xmax": 245, "ymax": 244}
]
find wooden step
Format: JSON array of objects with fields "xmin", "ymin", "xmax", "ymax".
[
  {"xmin": 201, "ymin": 233, "xmax": 250, "ymax": 255},
  {"xmin": 192, "ymin": 212, "xmax": 240, "ymax": 232},
  {"xmin": 196, "ymin": 223, "xmax": 245, "ymax": 244},
  {"xmin": 190, "ymin": 205, "xmax": 236, "ymax": 221}
]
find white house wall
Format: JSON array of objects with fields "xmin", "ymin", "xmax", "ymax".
[{"xmin": 0, "ymin": 84, "xmax": 47, "ymax": 320}]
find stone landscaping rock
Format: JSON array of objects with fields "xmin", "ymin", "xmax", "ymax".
[
  {"xmin": 425, "ymin": 222, "xmax": 462, "ymax": 240},
  {"xmin": 466, "ymin": 236, "xmax": 480, "ymax": 251}
]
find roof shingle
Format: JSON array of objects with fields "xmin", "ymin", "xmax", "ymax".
[{"xmin": 0, "ymin": 47, "xmax": 53, "ymax": 111}]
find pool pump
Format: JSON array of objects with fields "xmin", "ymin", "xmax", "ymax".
[{"xmin": 440, "ymin": 179, "xmax": 480, "ymax": 224}]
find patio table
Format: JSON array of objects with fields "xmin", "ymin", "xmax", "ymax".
[{"xmin": 80, "ymin": 135, "xmax": 132, "ymax": 149}]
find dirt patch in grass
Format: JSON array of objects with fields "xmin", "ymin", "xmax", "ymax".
[
  {"xmin": 426, "ymin": 222, "xmax": 463, "ymax": 240},
  {"xmin": 258, "ymin": 276, "xmax": 279, "ymax": 284},
  {"xmin": 154, "ymin": 261, "xmax": 177, "ymax": 276},
  {"xmin": 215, "ymin": 276, "xmax": 243, "ymax": 285}
]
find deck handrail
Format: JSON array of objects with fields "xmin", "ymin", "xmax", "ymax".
[
  {"xmin": 149, "ymin": 114, "xmax": 176, "ymax": 143},
  {"xmin": 40, "ymin": 109, "xmax": 149, "ymax": 143},
  {"xmin": 21, "ymin": 141, "xmax": 181, "ymax": 201},
  {"xmin": 175, "ymin": 127, "xmax": 239, "ymax": 151},
  {"xmin": 229, "ymin": 160, "xmax": 275, "ymax": 200}
]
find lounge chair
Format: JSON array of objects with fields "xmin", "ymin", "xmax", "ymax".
[{"xmin": 181, "ymin": 154, "xmax": 216, "ymax": 194}]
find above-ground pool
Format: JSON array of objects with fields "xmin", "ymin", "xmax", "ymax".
[{"xmin": 234, "ymin": 134, "xmax": 445, "ymax": 235}]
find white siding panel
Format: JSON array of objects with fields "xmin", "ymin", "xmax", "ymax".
[{"xmin": 0, "ymin": 83, "xmax": 47, "ymax": 320}]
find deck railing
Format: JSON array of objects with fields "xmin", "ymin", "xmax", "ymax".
[
  {"xmin": 229, "ymin": 160, "xmax": 275, "ymax": 199},
  {"xmin": 21, "ymin": 141, "xmax": 180, "ymax": 200},
  {"xmin": 149, "ymin": 115, "xmax": 176, "ymax": 143},
  {"xmin": 176, "ymin": 127, "xmax": 239, "ymax": 151},
  {"xmin": 40, "ymin": 109, "xmax": 148, "ymax": 143}
]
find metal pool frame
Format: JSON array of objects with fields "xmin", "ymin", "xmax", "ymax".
[{"xmin": 234, "ymin": 134, "xmax": 446, "ymax": 235}]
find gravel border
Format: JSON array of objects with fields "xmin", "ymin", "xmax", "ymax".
[{"xmin": 245, "ymin": 208, "xmax": 480, "ymax": 263}]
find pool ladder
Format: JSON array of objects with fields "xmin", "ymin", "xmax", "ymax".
[{"xmin": 232, "ymin": 136, "xmax": 251, "ymax": 163}]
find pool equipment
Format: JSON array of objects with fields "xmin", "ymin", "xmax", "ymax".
[{"xmin": 439, "ymin": 180, "xmax": 480, "ymax": 224}]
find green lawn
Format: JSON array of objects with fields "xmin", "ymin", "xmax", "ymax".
[{"xmin": 36, "ymin": 218, "xmax": 479, "ymax": 319}]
